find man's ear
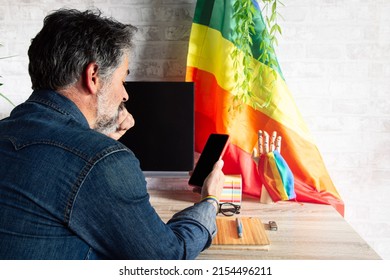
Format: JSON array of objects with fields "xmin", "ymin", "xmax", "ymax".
[{"xmin": 84, "ymin": 62, "xmax": 100, "ymax": 95}]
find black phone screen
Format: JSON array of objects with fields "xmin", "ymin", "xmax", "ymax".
[{"xmin": 188, "ymin": 133, "xmax": 229, "ymax": 187}]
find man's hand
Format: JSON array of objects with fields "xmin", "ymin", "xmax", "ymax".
[
  {"xmin": 108, "ymin": 107, "xmax": 135, "ymax": 140},
  {"xmin": 190, "ymin": 159, "xmax": 225, "ymax": 212},
  {"xmin": 200, "ymin": 159, "xmax": 225, "ymax": 201}
]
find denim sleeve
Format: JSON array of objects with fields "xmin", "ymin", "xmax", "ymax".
[
  {"xmin": 68, "ymin": 149, "xmax": 217, "ymax": 260},
  {"xmin": 167, "ymin": 201, "xmax": 217, "ymax": 256}
]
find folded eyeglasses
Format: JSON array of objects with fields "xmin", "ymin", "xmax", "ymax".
[{"xmin": 218, "ymin": 203, "xmax": 241, "ymax": 216}]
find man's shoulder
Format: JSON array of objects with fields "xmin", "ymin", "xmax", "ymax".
[
  {"xmin": 1, "ymin": 107, "xmax": 133, "ymax": 162},
  {"xmin": 71, "ymin": 129, "xmax": 133, "ymax": 161},
  {"xmin": 43, "ymin": 125, "xmax": 134, "ymax": 163}
]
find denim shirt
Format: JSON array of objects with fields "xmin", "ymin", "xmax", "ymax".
[{"xmin": 0, "ymin": 90, "xmax": 217, "ymax": 260}]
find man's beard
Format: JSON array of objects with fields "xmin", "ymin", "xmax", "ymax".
[{"xmin": 94, "ymin": 85, "xmax": 125, "ymax": 135}]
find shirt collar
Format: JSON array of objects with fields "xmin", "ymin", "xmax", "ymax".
[{"xmin": 27, "ymin": 89, "xmax": 90, "ymax": 129}]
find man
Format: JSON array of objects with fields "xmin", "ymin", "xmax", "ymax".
[{"xmin": 0, "ymin": 9, "xmax": 224, "ymax": 260}]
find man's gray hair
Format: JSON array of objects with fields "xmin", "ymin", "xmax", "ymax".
[{"xmin": 28, "ymin": 9, "xmax": 137, "ymax": 90}]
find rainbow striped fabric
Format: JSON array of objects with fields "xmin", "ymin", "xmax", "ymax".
[
  {"xmin": 186, "ymin": 0, "xmax": 344, "ymax": 215},
  {"xmin": 259, "ymin": 150, "xmax": 295, "ymax": 201}
]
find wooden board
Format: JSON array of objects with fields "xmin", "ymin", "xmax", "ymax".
[{"xmin": 210, "ymin": 217, "xmax": 270, "ymax": 250}]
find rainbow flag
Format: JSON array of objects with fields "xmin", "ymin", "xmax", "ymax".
[{"xmin": 186, "ymin": 0, "xmax": 344, "ymax": 215}]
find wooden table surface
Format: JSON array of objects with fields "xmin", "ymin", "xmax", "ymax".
[{"xmin": 147, "ymin": 186, "xmax": 381, "ymax": 260}]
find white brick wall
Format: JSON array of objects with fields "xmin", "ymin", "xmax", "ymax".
[
  {"xmin": 277, "ymin": 0, "xmax": 390, "ymax": 259},
  {"xmin": 1, "ymin": 0, "xmax": 389, "ymax": 259}
]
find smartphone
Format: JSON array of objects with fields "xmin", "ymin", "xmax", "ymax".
[{"xmin": 188, "ymin": 133, "xmax": 230, "ymax": 187}]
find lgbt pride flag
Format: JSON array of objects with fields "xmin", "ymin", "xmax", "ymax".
[{"xmin": 186, "ymin": 0, "xmax": 344, "ymax": 215}]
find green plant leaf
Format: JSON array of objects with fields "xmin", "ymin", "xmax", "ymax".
[
  {"xmin": 1, "ymin": 42, "xmax": 17, "ymax": 107},
  {"xmin": 0, "ymin": 92, "xmax": 15, "ymax": 106},
  {"xmin": 230, "ymin": 0, "xmax": 284, "ymax": 111}
]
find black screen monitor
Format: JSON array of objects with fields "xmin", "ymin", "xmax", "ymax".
[{"xmin": 119, "ymin": 81, "xmax": 194, "ymax": 177}]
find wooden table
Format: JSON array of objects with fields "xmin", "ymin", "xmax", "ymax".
[{"xmin": 147, "ymin": 185, "xmax": 381, "ymax": 260}]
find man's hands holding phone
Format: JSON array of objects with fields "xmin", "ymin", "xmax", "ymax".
[
  {"xmin": 189, "ymin": 134, "xmax": 229, "ymax": 212},
  {"xmin": 192, "ymin": 159, "xmax": 225, "ymax": 212}
]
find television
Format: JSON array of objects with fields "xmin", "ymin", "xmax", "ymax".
[{"xmin": 119, "ymin": 81, "xmax": 194, "ymax": 177}]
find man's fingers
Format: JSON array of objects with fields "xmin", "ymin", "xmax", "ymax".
[
  {"xmin": 213, "ymin": 159, "xmax": 224, "ymax": 171},
  {"xmin": 107, "ymin": 111, "xmax": 135, "ymax": 141},
  {"xmin": 117, "ymin": 108, "xmax": 135, "ymax": 131},
  {"xmin": 120, "ymin": 113, "xmax": 135, "ymax": 131}
]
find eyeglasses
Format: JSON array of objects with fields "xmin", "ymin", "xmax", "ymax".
[{"xmin": 218, "ymin": 203, "xmax": 241, "ymax": 216}]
